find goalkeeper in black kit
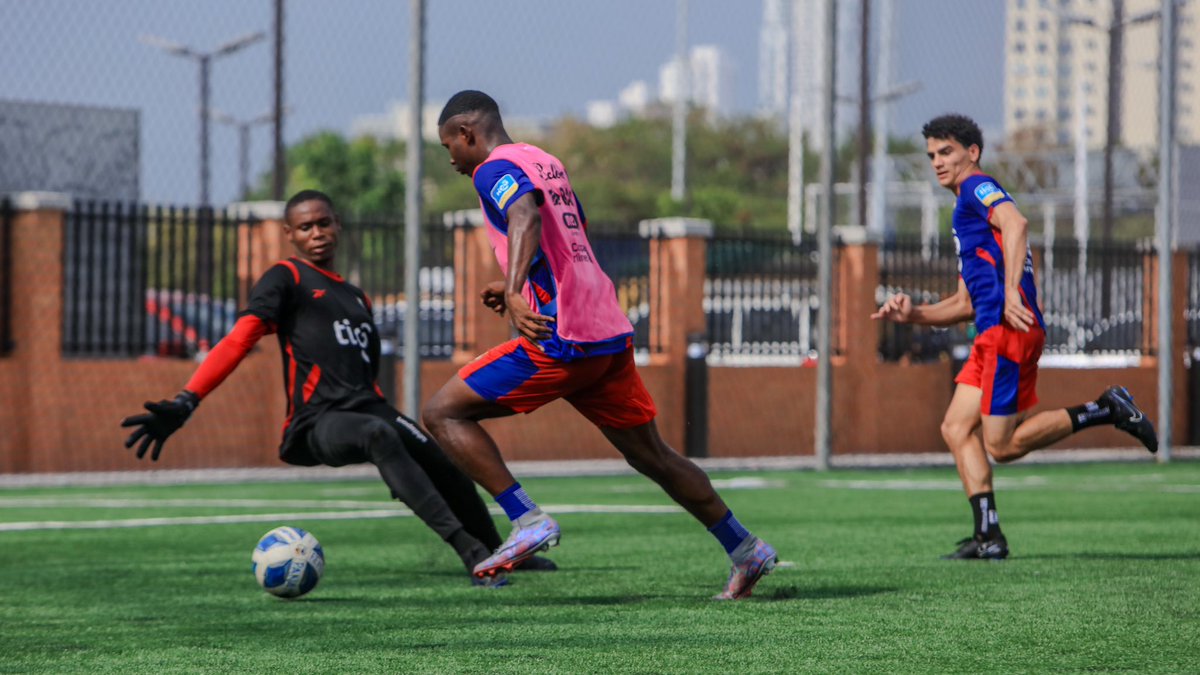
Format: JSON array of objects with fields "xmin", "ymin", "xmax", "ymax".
[{"xmin": 120, "ymin": 189, "xmax": 553, "ymax": 587}]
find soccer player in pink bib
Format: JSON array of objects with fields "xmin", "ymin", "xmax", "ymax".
[
  {"xmin": 873, "ymin": 114, "xmax": 1157, "ymax": 560},
  {"xmin": 423, "ymin": 90, "xmax": 777, "ymax": 599}
]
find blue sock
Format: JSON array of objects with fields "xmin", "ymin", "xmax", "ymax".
[
  {"xmin": 707, "ymin": 510, "xmax": 751, "ymax": 555},
  {"xmin": 495, "ymin": 483, "xmax": 537, "ymax": 522}
]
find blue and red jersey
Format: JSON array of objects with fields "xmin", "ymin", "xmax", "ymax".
[{"xmin": 953, "ymin": 174, "xmax": 1045, "ymax": 334}]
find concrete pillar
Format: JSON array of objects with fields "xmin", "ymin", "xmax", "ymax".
[
  {"xmin": 833, "ymin": 225, "xmax": 880, "ymax": 454},
  {"xmin": 228, "ymin": 201, "xmax": 287, "ymax": 301},
  {"xmin": 639, "ymin": 217, "xmax": 712, "ymax": 451},
  {"xmin": 1171, "ymin": 250, "xmax": 1189, "ymax": 442},
  {"xmin": 641, "ymin": 217, "xmax": 712, "ymax": 361},
  {"xmin": 446, "ymin": 209, "xmax": 510, "ymax": 362},
  {"xmin": 3, "ymin": 193, "xmax": 71, "ymax": 470}
]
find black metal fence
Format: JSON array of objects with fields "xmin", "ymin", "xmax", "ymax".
[
  {"xmin": 338, "ymin": 217, "xmax": 459, "ymax": 359},
  {"xmin": 1186, "ymin": 248, "xmax": 1200, "ymax": 350},
  {"xmin": 63, "ymin": 202, "xmax": 256, "ymax": 358},
  {"xmin": 877, "ymin": 236, "xmax": 1152, "ymax": 362},
  {"xmin": 706, "ymin": 230, "xmax": 836, "ymax": 363},
  {"xmin": 591, "ymin": 228, "xmax": 655, "ymax": 354},
  {"xmin": 0, "ymin": 199, "xmax": 13, "ymax": 356},
  {"xmin": 877, "ymin": 237, "xmax": 967, "ymax": 362},
  {"xmin": 1038, "ymin": 239, "xmax": 1150, "ymax": 356}
]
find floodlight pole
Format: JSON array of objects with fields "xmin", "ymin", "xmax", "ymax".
[
  {"xmin": 140, "ymin": 31, "xmax": 266, "ymax": 205},
  {"xmin": 671, "ymin": 0, "xmax": 689, "ymax": 203},
  {"xmin": 1156, "ymin": 0, "xmax": 1176, "ymax": 463},
  {"xmin": 815, "ymin": 0, "xmax": 837, "ymax": 470},
  {"xmin": 402, "ymin": 0, "xmax": 426, "ymax": 418},
  {"xmin": 211, "ymin": 108, "xmax": 277, "ymax": 201},
  {"xmin": 786, "ymin": 0, "xmax": 805, "ymax": 243},
  {"xmin": 199, "ymin": 56, "xmax": 211, "ymax": 205},
  {"xmin": 273, "ymin": 0, "xmax": 287, "ymax": 200},
  {"xmin": 1100, "ymin": 0, "xmax": 1124, "ymax": 319},
  {"xmin": 856, "ymin": 0, "xmax": 870, "ymax": 228},
  {"xmin": 868, "ymin": 0, "xmax": 894, "ymax": 237}
]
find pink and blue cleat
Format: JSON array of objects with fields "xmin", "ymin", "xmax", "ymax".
[
  {"xmin": 713, "ymin": 537, "xmax": 778, "ymax": 600},
  {"xmin": 473, "ymin": 517, "xmax": 561, "ymax": 579}
]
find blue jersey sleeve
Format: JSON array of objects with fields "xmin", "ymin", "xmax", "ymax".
[
  {"xmin": 962, "ymin": 175, "xmax": 1013, "ymax": 221},
  {"xmin": 473, "ymin": 159, "xmax": 537, "ymax": 229},
  {"xmin": 575, "ymin": 192, "xmax": 588, "ymax": 230}
]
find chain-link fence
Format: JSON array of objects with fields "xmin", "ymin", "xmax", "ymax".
[{"xmin": 1, "ymin": 0, "xmax": 1193, "ymax": 468}]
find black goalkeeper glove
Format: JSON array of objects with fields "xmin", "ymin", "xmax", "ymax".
[{"xmin": 120, "ymin": 391, "xmax": 200, "ymax": 461}]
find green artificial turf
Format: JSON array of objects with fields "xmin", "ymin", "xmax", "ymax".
[{"xmin": 0, "ymin": 461, "xmax": 1197, "ymax": 673}]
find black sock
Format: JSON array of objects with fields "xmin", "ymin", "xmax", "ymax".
[
  {"xmin": 969, "ymin": 492, "xmax": 1002, "ymax": 540},
  {"xmin": 447, "ymin": 528, "xmax": 489, "ymax": 571},
  {"xmin": 1067, "ymin": 400, "xmax": 1115, "ymax": 432}
]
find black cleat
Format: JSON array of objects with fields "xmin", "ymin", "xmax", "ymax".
[
  {"xmin": 1099, "ymin": 385, "xmax": 1158, "ymax": 454},
  {"xmin": 513, "ymin": 555, "xmax": 558, "ymax": 572},
  {"xmin": 942, "ymin": 534, "xmax": 1009, "ymax": 560}
]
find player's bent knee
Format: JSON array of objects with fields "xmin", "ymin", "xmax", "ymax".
[
  {"xmin": 420, "ymin": 396, "xmax": 450, "ymax": 433},
  {"xmin": 982, "ymin": 440, "xmax": 1019, "ymax": 463},
  {"xmin": 361, "ymin": 418, "xmax": 402, "ymax": 462},
  {"xmin": 940, "ymin": 420, "xmax": 971, "ymax": 448}
]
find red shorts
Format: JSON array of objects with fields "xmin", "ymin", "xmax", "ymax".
[
  {"xmin": 459, "ymin": 338, "xmax": 657, "ymax": 429},
  {"xmin": 955, "ymin": 325, "xmax": 1045, "ymax": 416}
]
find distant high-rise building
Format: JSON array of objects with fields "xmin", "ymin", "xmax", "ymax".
[
  {"xmin": 1003, "ymin": 0, "xmax": 1199, "ymax": 149},
  {"xmin": 353, "ymin": 101, "xmax": 549, "ymax": 141},
  {"xmin": 791, "ymin": 0, "xmax": 859, "ymax": 151},
  {"xmin": 759, "ymin": 0, "xmax": 790, "ymax": 119},
  {"xmin": 350, "ymin": 101, "xmax": 442, "ymax": 142},
  {"xmin": 619, "ymin": 80, "xmax": 651, "ymax": 115},
  {"xmin": 585, "ymin": 100, "xmax": 620, "ymax": 128},
  {"xmin": 659, "ymin": 44, "xmax": 735, "ymax": 116},
  {"xmin": 691, "ymin": 45, "xmax": 734, "ymax": 116}
]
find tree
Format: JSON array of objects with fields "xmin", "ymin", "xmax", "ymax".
[
  {"xmin": 250, "ymin": 131, "xmax": 406, "ymax": 217},
  {"xmin": 257, "ymin": 115, "xmax": 922, "ymax": 233}
]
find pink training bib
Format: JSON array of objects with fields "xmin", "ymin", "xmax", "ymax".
[{"xmin": 478, "ymin": 143, "xmax": 633, "ymax": 346}]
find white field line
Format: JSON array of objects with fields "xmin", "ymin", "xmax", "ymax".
[
  {"xmin": 819, "ymin": 477, "xmax": 1050, "ymax": 491},
  {"xmin": 0, "ymin": 503, "xmax": 683, "ymax": 533},
  {"xmin": 2, "ymin": 448, "xmax": 1194, "ymax": 489},
  {"xmin": 0, "ymin": 497, "xmax": 408, "ymax": 510},
  {"xmin": 819, "ymin": 478, "xmax": 1200, "ymax": 493}
]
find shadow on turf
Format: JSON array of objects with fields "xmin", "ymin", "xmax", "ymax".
[
  {"xmin": 1016, "ymin": 552, "xmax": 1200, "ymax": 561},
  {"xmin": 757, "ymin": 584, "xmax": 897, "ymax": 601}
]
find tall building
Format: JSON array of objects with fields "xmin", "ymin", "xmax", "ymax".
[
  {"xmin": 585, "ymin": 100, "xmax": 620, "ymax": 128},
  {"xmin": 791, "ymin": 0, "xmax": 859, "ymax": 151},
  {"xmin": 759, "ymin": 0, "xmax": 790, "ymax": 118},
  {"xmin": 619, "ymin": 80, "xmax": 651, "ymax": 115},
  {"xmin": 350, "ymin": 101, "xmax": 443, "ymax": 142},
  {"xmin": 659, "ymin": 44, "xmax": 735, "ymax": 116},
  {"xmin": 1004, "ymin": 0, "xmax": 1199, "ymax": 149}
]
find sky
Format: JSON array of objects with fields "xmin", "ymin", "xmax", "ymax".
[{"xmin": 1, "ymin": 0, "xmax": 1006, "ymax": 206}]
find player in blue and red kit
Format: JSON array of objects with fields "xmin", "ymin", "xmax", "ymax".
[{"xmin": 872, "ymin": 114, "xmax": 1157, "ymax": 560}]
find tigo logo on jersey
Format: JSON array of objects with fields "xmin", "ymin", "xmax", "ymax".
[
  {"xmin": 490, "ymin": 174, "xmax": 519, "ymax": 209},
  {"xmin": 974, "ymin": 182, "xmax": 1006, "ymax": 207}
]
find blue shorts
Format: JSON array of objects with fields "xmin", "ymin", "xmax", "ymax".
[{"xmin": 459, "ymin": 337, "xmax": 656, "ymax": 429}]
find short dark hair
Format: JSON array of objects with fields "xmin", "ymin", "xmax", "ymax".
[
  {"xmin": 437, "ymin": 90, "xmax": 501, "ymax": 126},
  {"xmin": 922, "ymin": 114, "xmax": 984, "ymax": 155},
  {"xmin": 285, "ymin": 189, "xmax": 334, "ymax": 219}
]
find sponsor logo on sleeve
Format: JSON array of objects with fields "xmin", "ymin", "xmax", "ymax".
[
  {"xmin": 973, "ymin": 181, "xmax": 1006, "ymax": 207},
  {"xmin": 490, "ymin": 174, "xmax": 519, "ymax": 209}
]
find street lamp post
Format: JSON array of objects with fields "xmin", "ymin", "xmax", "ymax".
[
  {"xmin": 1058, "ymin": 3, "xmax": 1161, "ymax": 317},
  {"xmin": 210, "ymin": 108, "xmax": 279, "ymax": 201},
  {"xmin": 140, "ymin": 31, "xmax": 266, "ymax": 206}
]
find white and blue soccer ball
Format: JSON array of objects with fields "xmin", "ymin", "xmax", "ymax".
[{"xmin": 251, "ymin": 526, "xmax": 325, "ymax": 598}]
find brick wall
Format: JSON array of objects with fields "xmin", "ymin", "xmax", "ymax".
[{"xmin": 0, "ymin": 197, "xmax": 1186, "ymax": 473}]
